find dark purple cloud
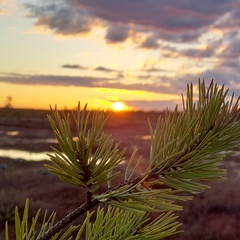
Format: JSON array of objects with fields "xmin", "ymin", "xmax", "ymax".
[
  {"xmin": 25, "ymin": 2, "xmax": 94, "ymax": 35},
  {"xmin": 140, "ymin": 34, "xmax": 160, "ymax": 49},
  {"xmin": 213, "ymin": 9, "xmax": 240, "ymax": 30},
  {"xmin": 170, "ymin": 70, "xmax": 240, "ymax": 98},
  {"xmin": 218, "ymin": 58, "xmax": 240, "ymax": 69},
  {"xmin": 24, "ymin": 0, "xmax": 240, "ymax": 46},
  {"xmin": 180, "ymin": 46, "xmax": 216, "ymax": 58},
  {"xmin": 201, "ymin": 69, "xmax": 240, "ymax": 87},
  {"xmin": 220, "ymin": 39, "xmax": 240, "ymax": 59},
  {"xmin": 105, "ymin": 24, "xmax": 129, "ymax": 43}
]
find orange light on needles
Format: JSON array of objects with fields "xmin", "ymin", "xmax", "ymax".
[{"xmin": 112, "ymin": 102, "xmax": 125, "ymax": 111}]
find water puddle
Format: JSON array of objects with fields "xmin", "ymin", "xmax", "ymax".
[
  {"xmin": 0, "ymin": 149, "xmax": 51, "ymax": 161},
  {"xmin": 6, "ymin": 131, "xmax": 20, "ymax": 136},
  {"xmin": 0, "ymin": 149, "xmax": 126, "ymax": 165}
]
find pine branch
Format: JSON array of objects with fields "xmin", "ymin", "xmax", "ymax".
[
  {"xmin": 35, "ymin": 173, "xmax": 172, "ymax": 239},
  {"xmin": 35, "ymin": 172, "xmax": 178, "ymax": 239}
]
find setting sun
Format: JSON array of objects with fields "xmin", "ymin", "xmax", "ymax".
[{"xmin": 112, "ymin": 102, "xmax": 125, "ymax": 111}]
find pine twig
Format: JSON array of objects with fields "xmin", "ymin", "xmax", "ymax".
[{"xmin": 37, "ymin": 192, "xmax": 99, "ymax": 240}]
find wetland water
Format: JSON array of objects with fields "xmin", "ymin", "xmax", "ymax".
[{"xmin": 0, "ymin": 149, "xmax": 52, "ymax": 161}]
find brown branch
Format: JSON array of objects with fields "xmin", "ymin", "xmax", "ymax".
[
  {"xmin": 77, "ymin": 150, "xmax": 92, "ymax": 185},
  {"xmin": 37, "ymin": 192, "xmax": 99, "ymax": 240}
]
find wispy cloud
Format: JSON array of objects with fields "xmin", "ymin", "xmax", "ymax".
[
  {"xmin": 141, "ymin": 66, "xmax": 172, "ymax": 73},
  {"xmin": 0, "ymin": 72, "xmax": 180, "ymax": 94},
  {"xmin": 61, "ymin": 64, "xmax": 87, "ymax": 69},
  {"xmin": 0, "ymin": 73, "xmax": 110, "ymax": 87},
  {"xmin": 124, "ymin": 99, "xmax": 182, "ymax": 111},
  {"xmin": 1, "ymin": 71, "xmax": 240, "ymax": 97},
  {"xmin": 61, "ymin": 64, "xmax": 123, "ymax": 73},
  {"xmin": 94, "ymin": 66, "xmax": 121, "ymax": 73}
]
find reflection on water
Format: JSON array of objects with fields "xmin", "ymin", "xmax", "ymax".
[
  {"xmin": 0, "ymin": 149, "xmax": 51, "ymax": 161},
  {"xmin": 6, "ymin": 131, "xmax": 20, "ymax": 136},
  {"xmin": 0, "ymin": 149, "xmax": 126, "ymax": 165}
]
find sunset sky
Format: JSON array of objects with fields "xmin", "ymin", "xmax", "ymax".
[{"xmin": 0, "ymin": 0, "xmax": 240, "ymax": 111}]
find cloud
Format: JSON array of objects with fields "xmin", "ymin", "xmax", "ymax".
[
  {"xmin": 220, "ymin": 39, "xmax": 240, "ymax": 59},
  {"xmin": 213, "ymin": 10, "xmax": 240, "ymax": 30},
  {"xmin": 23, "ymin": 0, "xmax": 240, "ymax": 47},
  {"xmin": 141, "ymin": 66, "xmax": 172, "ymax": 73},
  {"xmin": 0, "ymin": 73, "xmax": 179, "ymax": 94},
  {"xmin": 124, "ymin": 100, "xmax": 182, "ymax": 111},
  {"xmin": 102, "ymin": 81, "xmax": 178, "ymax": 94},
  {"xmin": 105, "ymin": 24, "xmax": 129, "ymax": 43},
  {"xmin": 62, "ymin": 64, "xmax": 87, "ymax": 69},
  {"xmin": 61, "ymin": 64, "xmax": 122, "ymax": 73},
  {"xmin": 180, "ymin": 46, "xmax": 217, "ymax": 58},
  {"xmin": 25, "ymin": 1, "xmax": 95, "ymax": 35},
  {"xmin": 169, "ymin": 69, "xmax": 240, "ymax": 98},
  {"xmin": 140, "ymin": 34, "xmax": 160, "ymax": 49},
  {"xmin": 201, "ymin": 69, "xmax": 240, "ymax": 87},
  {"xmin": 94, "ymin": 66, "xmax": 120, "ymax": 73},
  {"xmin": 21, "ymin": 0, "xmax": 240, "ymax": 83},
  {"xmin": 1, "ymin": 70, "xmax": 240, "ymax": 111},
  {"xmin": 218, "ymin": 58, "xmax": 240, "ymax": 69},
  {"xmin": 0, "ymin": 73, "xmax": 110, "ymax": 87}
]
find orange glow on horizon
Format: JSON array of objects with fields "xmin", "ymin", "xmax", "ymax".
[{"xmin": 0, "ymin": 82, "xmax": 179, "ymax": 111}]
